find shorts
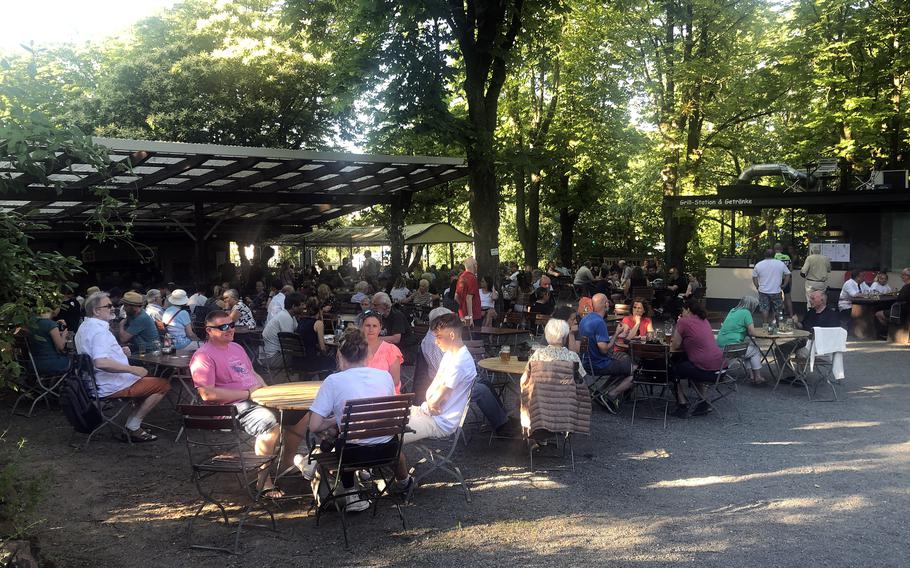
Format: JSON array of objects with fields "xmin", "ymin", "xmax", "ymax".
[
  {"xmin": 402, "ymin": 406, "xmax": 447, "ymax": 444},
  {"xmin": 782, "ymin": 282, "xmax": 792, "ymax": 294},
  {"xmin": 234, "ymin": 399, "xmax": 306, "ymax": 437},
  {"xmin": 591, "ymin": 356, "xmax": 633, "ymax": 377},
  {"xmin": 109, "ymin": 377, "xmax": 170, "ymax": 398},
  {"xmin": 758, "ymin": 292, "xmax": 783, "ymax": 314}
]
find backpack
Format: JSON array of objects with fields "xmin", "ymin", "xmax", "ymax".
[{"xmin": 59, "ymin": 355, "xmax": 103, "ymax": 434}]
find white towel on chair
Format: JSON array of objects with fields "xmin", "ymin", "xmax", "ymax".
[{"xmin": 810, "ymin": 327, "xmax": 847, "ymax": 381}]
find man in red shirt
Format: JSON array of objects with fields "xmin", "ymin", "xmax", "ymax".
[{"xmin": 455, "ymin": 256, "xmax": 482, "ymax": 328}]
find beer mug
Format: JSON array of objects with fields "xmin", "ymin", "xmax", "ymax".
[{"xmin": 500, "ymin": 345, "xmax": 511, "ymax": 362}]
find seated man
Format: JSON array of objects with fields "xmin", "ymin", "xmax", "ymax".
[
  {"xmin": 776, "ymin": 289, "xmax": 841, "ymax": 371},
  {"xmin": 838, "ymin": 269, "xmax": 863, "ymax": 330},
  {"xmin": 118, "ymin": 291, "xmax": 160, "ymax": 353},
  {"xmin": 392, "ymin": 313, "xmax": 484, "ymax": 491},
  {"xmin": 875, "ymin": 268, "xmax": 910, "ymax": 331},
  {"xmin": 259, "ymin": 292, "xmax": 304, "ymax": 369},
  {"xmin": 372, "ymin": 292, "xmax": 411, "ymax": 346},
  {"xmin": 75, "ymin": 292, "xmax": 170, "ymax": 442},
  {"xmin": 579, "ymin": 293, "xmax": 634, "ymax": 414},
  {"xmin": 190, "ymin": 310, "xmax": 309, "ymax": 494}
]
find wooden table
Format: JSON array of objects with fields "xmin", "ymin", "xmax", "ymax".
[
  {"xmin": 251, "ymin": 381, "xmax": 324, "ymax": 411},
  {"xmin": 129, "ymin": 349, "xmax": 198, "ymax": 403},
  {"xmin": 850, "ymin": 295, "xmax": 897, "ymax": 339},
  {"xmin": 477, "ymin": 357, "xmax": 528, "ymax": 376},
  {"xmin": 750, "ymin": 328, "xmax": 811, "ymax": 385},
  {"xmin": 470, "ymin": 326, "xmax": 530, "ymax": 346}
]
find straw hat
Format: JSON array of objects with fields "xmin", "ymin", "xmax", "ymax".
[
  {"xmin": 167, "ymin": 289, "xmax": 189, "ymax": 306},
  {"xmin": 121, "ymin": 291, "xmax": 145, "ymax": 306}
]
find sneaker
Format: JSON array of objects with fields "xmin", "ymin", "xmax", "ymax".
[
  {"xmin": 343, "ymin": 492, "xmax": 370, "ymax": 513},
  {"xmin": 691, "ymin": 401, "xmax": 713, "ymax": 416},
  {"xmin": 293, "ymin": 453, "xmax": 317, "ymax": 480},
  {"xmin": 671, "ymin": 404, "xmax": 690, "ymax": 419},
  {"xmin": 391, "ymin": 475, "xmax": 414, "ymax": 494},
  {"xmin": 596, "ymin": 393, "xmax": 620, "ymax": 415}
]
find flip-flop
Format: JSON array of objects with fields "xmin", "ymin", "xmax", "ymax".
[
  {"xmin": 261, "ymin": 487, "xmax": 285, "ymax": 499},
  {"xmin": 123, "ymin": 427, "xmax": 158, "ymax": 443}
]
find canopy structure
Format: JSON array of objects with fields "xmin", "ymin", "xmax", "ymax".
[
  {"xmin": 0, "ymin": 137, "xmax": 468, "ymax": 241},
  {"xmin": 271, "ymin": 222, "xmax": 473, "ymax": 247}
]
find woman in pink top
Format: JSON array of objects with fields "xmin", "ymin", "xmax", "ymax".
[
  {"xmin": 669, "ymin": 298, "xmax": 725, "ymax": 418},
  {"xmin": 360, "ymin": 311, "xmax": 403, "ymax": 392}
]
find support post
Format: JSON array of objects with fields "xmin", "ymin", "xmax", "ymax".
[
  {"xmin": 193, "ymin": 201, "xmax": 208, "ymax": 284},
  {"xmin": 730, "ymin": 209, "xmax": 736, "ymax": 256}
]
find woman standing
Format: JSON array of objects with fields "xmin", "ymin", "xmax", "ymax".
[
  {"xmin": 669, "ymin": 298, "xmax": 725, "ymax": 418},
  {"xmin": 360, "ymin": 311, "xmax": 403, "ymax": 392},
  {"xmin": 715, "ymin": 295, "xmax": 765, "ymax": 385},
  {"xmin": 614, "ymin": 298, "xmax": 654, "ymax": 352}
]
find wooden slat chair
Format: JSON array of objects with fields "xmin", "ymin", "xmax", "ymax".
[
  {"xmin": 178, "ymin": 404, "xmax": 277, "ymax": 555},
  {"xmin": 10, "ymin": 334, "xmax": 70, "ymax": 417},
  {"xmin": 310, "ymin": 394, "xmax": 413, "ymax": 548},
  {"xmin": 533, "ymin": 314, "xmax": 551, "ymax": 337},
  {"xmin": 629, "ymin": 342, "xmax": 672, "ymax": 428}
]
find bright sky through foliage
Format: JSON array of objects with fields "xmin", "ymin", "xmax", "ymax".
[{"xmin": 0, "ymin": 0, "xmax": 177, "ymax": 51}]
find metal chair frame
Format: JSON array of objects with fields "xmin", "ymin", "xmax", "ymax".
[
  {"xmin": 67, "ymin": 354, "xmax": 138, "ymax": 447},
  {"xmin": 521, "ymin": 360, "xmax": 585, "ymax": 471},
  {"xmin": 687, "ymin": 342, "xmax": 748, "ymax": 421},
  {"xmin": 10, "ymin": 335, "xmax": 69, "ymax": 418},
  {"xmin": 178, "ymin": 404, "xmax": 277, "ymax": 555},
  {"xmin": 277, "ymin": 332, "xmax": 324, "ymax": 382},
  {"xmin": 406, "ymin": 374, "xmax": 479, "ymax": 504},
  {"xmin": 629, "ymin": 342, "xmax": 672, "ymax": 428},
  {"xmin": 310, "ymin": 394, "xmax": 413, "ymax": 548}
]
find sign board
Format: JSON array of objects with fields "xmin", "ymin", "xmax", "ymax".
[
  {"xmin": 490, "ymin": 248, "xmax": 499, "ymax": 256},
  {"xmin": 811, "ymin": 242, "xmax": 850, "ymax": 263},
  {"xmin": 677, "ymin": 197, "xmax": 755, "ymax": 208}
]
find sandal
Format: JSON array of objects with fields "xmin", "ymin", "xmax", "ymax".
[
  {"xmin": 261, "ymin": 487, "xmax": 285, "ymax": 499},
  {"xmin": 123, "ymin": 427, "xmax": 158, "ymax": 443}
]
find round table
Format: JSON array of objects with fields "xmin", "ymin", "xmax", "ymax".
[
  {"xmin": 477, "ymin": 357, "xmax": 528, "ymax": 376},
  {"xmin": 749, "ymin": 328, "xmax": 810, "ymax": 384},
  {"xmin": 251, "ymin": 381, "xmax": 324, "ymax": 411}
]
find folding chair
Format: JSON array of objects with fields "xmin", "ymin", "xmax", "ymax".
[
  {"xmin": 277, "ymin": 332, "xmax": 323, "ymax": 381},
  {"xmin": 533, "ymin": 314, "xmax": 551, "ymax": 337},
  {"xmin": 65, "ymin": 354, "xmax": 136, "ymax": 447},
  {"xmin": 688, "ymin": 342, "xmax": 748, "ymax": 421},
  {"xmin": 10, "ymin": 335, "xmax": 70, "ymax": 418},
  {"xmin": 629, "ymin": 342, "xmax": 672, "ymax": 428},
  {"xmin": 520, "ymin": 360, "xmax": 590, "ymax": 471},
  {"xmin": 310, "ymin": 394, "xmax": 413, "ymax": 548},
  {"xmin": 178, "ymin": 404, "xmax": 277, "ymax": 555},
  {"xmin": 406, "ymin": 375, "xmax": 478, "ymax": 504},
  {"xmin": 792, "ymin": 327, "xmax": 847, "ymax": 402},
  {"xmin": 579, "ymin": 336, "xmax": 625, "ymax": 410}
]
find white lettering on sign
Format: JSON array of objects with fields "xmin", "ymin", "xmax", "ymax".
[{"xmin": 490, "ymin": 248, "xmax": 499, "ymax": 256}]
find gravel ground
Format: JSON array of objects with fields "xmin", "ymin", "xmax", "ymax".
[{"xmin": 4, "ymin": 340, "xmax": 909, "ymax": 567}]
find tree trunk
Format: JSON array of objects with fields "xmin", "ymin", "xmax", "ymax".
[
  {"xmin": 558, "ymin": 206, "xmax": 577, "ymax": 268},
  {"xmin": 467, "ymin": 142, "xmax": 500, "ymax": 277},
  {"xmin": 386, "ymin": 192, "xmax": 412, "ymax": 276}
]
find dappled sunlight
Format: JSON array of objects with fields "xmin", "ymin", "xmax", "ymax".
[
  {"xmin": 104, "ymin": 501, "xmax": 198, "ymax": 524},
  {"xmin": 621, "ymin": 448, "xmax": 671, "ymax": 460},
  {"xmin": 471, "ymin": 471, "xmax": 569, "ymax": 492},
  {"xmin": 748, "ymin": 441, "xmax": 804, "ymax": 446},
  {"xmin": 645, "ymin": 459, "xmax": 877, "ymax": 489},
  {"xmin": 793, "ymin": 420, "xmax": 882, "ymax": 431}
]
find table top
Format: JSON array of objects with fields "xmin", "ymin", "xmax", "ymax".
[
  {"xmin": 129, "ymin": 350, "xmax": 196, "ymax": 368},
  {"xmin": 478, "ymin": 357, "xmax": 528, "ymax": 375},
  {"xmin": 472, "ymin": 326, "xmax": 530, "ymax": 336},
  {"xmin": 751, "ymin": 328, "xmax": 811, "ymax": 340},
  {"xmin": 852, "ymin": 294, "xmax": 899, "ymax": 305},
  {"xmin": 234, "ymin": 326, "xmax": 262, "ymax": 335},
  {"xmin": 606, "ymin": 314, "xmax": 623, "ymax": 321},
  {"xmin": 251, "ymin": 381, "xmax": 324, "ymax": 411}
]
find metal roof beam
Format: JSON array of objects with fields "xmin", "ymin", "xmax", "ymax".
[{"xmin": 1, "ymin": 187, "xmax": 398, "ymax": 205}]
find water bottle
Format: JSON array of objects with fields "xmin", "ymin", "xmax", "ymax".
[{"xmin": 162, "ymin": 333, "xmax": 174, "ymax": 354}]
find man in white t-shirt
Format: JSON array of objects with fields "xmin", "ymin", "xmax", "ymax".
[
  {"xmin": 393, "ymin": 313, "xmax": 475, "ymax": 491},
  {"xmin": 751, "ymin": 249, "xmax": 790, "ymax": 325},
  {"xmin": 265, "ymin": 284, "xmax": 293, "ymax": 325},
  {"xmin": 260, "ymin": 292, "xmax": 303, "ymax": 369},
  {"xmin": 838, "ymin": 269, "xmax": 863, "ymax": 329}
]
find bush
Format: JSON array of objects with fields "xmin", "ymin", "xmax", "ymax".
[{"xmin": 0, "ymin": 433, "xmax": 48, "ymax": 541}]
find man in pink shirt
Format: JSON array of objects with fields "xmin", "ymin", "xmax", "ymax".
[
  {"xmin": 455, "ymin": 256, "xmax": 482, "ymax": 328},
  {"xmin": 190, "ymin": 310, "xmax": 309, "ymax": 494}
]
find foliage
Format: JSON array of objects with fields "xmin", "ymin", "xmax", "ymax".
[{"xmin": 0, "ymin": 434, "xmax": 48, "ymax": 541}]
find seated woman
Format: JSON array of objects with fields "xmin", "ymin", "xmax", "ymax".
[
  {"xmin": 161, "ymin": 289, "xmax": 200, "ymax": 350},
  {"xmin": 715, "ymin": 295, "xmax": 765, "ymax": 385},
  {"xmin": 623, "ymin": 266, "xmax": 648, "ymax": 298},
  {"xmin": 614, "ymin": 298, "xmax": 654, "ymax": 352},
  {"xmin": 684, "ymin": 273, "xmax": 702, "ymax": 298},
  {"xmin": 479, "ymin": 275, "xmax": 499, "ymax": 327},
  {"xmin": 669, "ymin": 298, "xmax": 726, "ymax": 418},
  {"xmin": 350, "ymin": 280, "xmax": 371, "ymax": 304},
  {"xmin": 304, "ymin": 327, "xmax": 397, "ymax": 512},
  {"xmin": 297, "ymin": 298, "xmax": 336, "ymax": 372},
  {"xmin": 316, "ymin": 283, "xmax": 336, "ymax": 315},
  {"xmin": 527, "ymin": 319, "xmax": 587, "ymax": 379},
  {"xmin": 28, "ymin": 309, "xmax": 70, "ymax": 375},
  {"xmin": 512, "ymin": 271, "xmax": 534, "ymax": 312},
  {"xmin": 401, "ymin": 278, "xmax": 436, "ymax": 308},
  {"xmin": 389, "ymin": 277, "xmax": 410, "ymax": 303},
  {"xmin": 529, "ymin": 287, "xmax": 554, "ymax": 316},
  {"xmin": 863, "ymin": 271, "xmax": 892, "ymax": 294},
  {"xmin": 551, "ymin": 306, "xmax": 582, "ymax": 353},
  {"xmin": 360, "ymin": 311, "xmax": 403, "ymax": 393}
]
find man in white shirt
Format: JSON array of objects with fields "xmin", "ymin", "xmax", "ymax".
[
  {"xmin": 393, "ymin": 313, "xmax": 476, "ymax": 491},
  {"xmin": 266, "ymin": 284, "xmax": 292, "ymax": 325},
  {"xmin": 145, "ymin": 289, "xmax": 164, "ymax": 322},
  {"xmin": 75, "ymin": 292, "xmax": 170, "ymax": 442},
  {"xmin": 186, "ymin": 284, "xmax": 208, "ymax": 317},
  {"xmin": 260, "ymin": 292, "xmax": 303, "ymax": 369},
  {"xmin": 573, "ymin": 261, "xmax": 597, "ymax": 296},
  {"xmin": 751, "ymin": 249, "xmax": 790, "ymax": 325},
  {"xmin": 838, "ymin": 270, "xmax": 863, "ymax": 329}
]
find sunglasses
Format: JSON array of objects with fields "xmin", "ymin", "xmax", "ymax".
[
  {"xmin": 206, "ymin": 322, "xmax": 236, "ymax": 331},
  {"xmin": 97, "ymin": 304, "xmax": 114, "ymax": 310},
  {"xmin": 358, "ymin": 309, "xmax": 383, "ymax": 323}
]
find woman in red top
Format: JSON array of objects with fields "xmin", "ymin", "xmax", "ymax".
[
  {"xmin": 360, "ymin": 311, "xmax": 403, "ymax": 392},
  {"xmin": 615, "ymin": 298, "xmax": 654, "ymax": 352},
  {"xmin": 670, "ymin": 298, "xmax": 725, "ymax": 418}
]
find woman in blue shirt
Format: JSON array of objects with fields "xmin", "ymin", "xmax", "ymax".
[
  {"xmin": 162, "ymin": 289, "xmax": 200, "ymax": 350},
  {"xmin": 28, "ymin": 310, "xmax": 70, "ymax": 374}
]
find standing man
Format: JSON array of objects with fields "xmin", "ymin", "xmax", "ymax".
[
  {"xmin": 752, "ymin": 249, "xmax": 790, "ymax": 325},
  {"xmin": 361, "ymin": 250, "xmax": 380, "ymax": 284},
  {"xmin": 774, "ymin": 243, "xmax": 794, "ymax": 317},
  {"xmin": 800, "ymin": 245, "xmax": 831, "ymax": 297},
  {"xmin": 190, "ymin": 310, "xmax": 309, "ymax": 494},
  {"xmin": 455, "ymin": 256, "xmax": 482, "ymax": 328}
]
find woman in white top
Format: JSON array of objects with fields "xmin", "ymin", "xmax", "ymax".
[
  {"xmin": 862, "ymin": 272, "xmax": 892, "ymax": 294},
  {"xmin": 389, "ymin": 277, "xmax": 410, "ymax": 303},
  {"xmin": 479, "ymin": 275, "xmax": 499, "ymax": 327}
]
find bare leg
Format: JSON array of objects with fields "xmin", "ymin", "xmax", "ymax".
[
  {"xmin": 676, "ymin": 379, "xmax": 689, "ymax": 404},
  {"xmin": 256, "ymin": 427, "xmax": 282, "ymax": 490},
  {"xmin": 395, "ymin": 452, "xmax": 408, "ymax": 481},
  {"xmin": 607, "ymin": 374, "xmax": 634, "ymax": 399},
  {"xmin": 129, "ymin": 392, "xmax": 166, "ymax": 425}
]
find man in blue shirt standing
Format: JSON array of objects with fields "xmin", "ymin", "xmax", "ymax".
[{"xmin": 579, "ymin": 293, "xmax": 634, "ymax": 413}]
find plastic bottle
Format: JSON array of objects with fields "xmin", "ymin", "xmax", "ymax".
[{"xmin": 163, "ymin": 333, "xmax": 173, "ymax": 354}]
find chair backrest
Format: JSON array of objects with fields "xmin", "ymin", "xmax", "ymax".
[
  {"xmin": 338, "ymin": 394, "xmax": 414, "ymax": 444},
  {"xmin": 191, "ymin": 321, "xmax": 207, "ymax": 343},
  {"xmin": 629, "ymin": 342, "xmax": 670, "ymax": 383},
  {"xmin": 631, "ymin": 287, "xmax": 655, "ymax": 301},
  {"xmin": 890, "ymin": 301, "xmax": 905, "ymax": 324},
  {"xmin": 278, "ymin": 331, "xmax": 306, "ymax": 358},
  {"xmin": 578, "ymin": 336, "xmax": 592, "ymax": 373},
  {"xmin": 721, "ymin": 342, "xmax": 750, "ymax": 362},
  {"xmin": 811, "ymin": 326, "xmax": 847, "ymax": 355},
  {"xmin": 504, "ymin": 311, "xmax": 529, "ymax": 328}
]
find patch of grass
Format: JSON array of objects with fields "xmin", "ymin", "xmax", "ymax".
[{"xmin": 0, "ymin": 430, "xmax": 50, "ymax": 542}]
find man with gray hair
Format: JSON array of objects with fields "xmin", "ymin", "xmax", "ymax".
[
  {"xmin": 456, "ymin": 256, "xmax": 482, "ymax": 328},
  {"xmin": 145, "ymin": 289, "xmax": 164, "ymax": 322},
  {"xmin": 776, "ymin": 288, "xmax": 841, "ymax": 371},
  {"xmin": 371, "ymin": 292, "xmax": 410, "ymax": 345},
  {"xmin": 876, "ymin": 268, "xmax": 910, "ymax": 330},
  {"xmin": 800, "ymin": 245, "xmax": 831, "ymax": 297},
  {"xmin": 75, "ymin": 292, "xmax": 170, "ymax": 442}
]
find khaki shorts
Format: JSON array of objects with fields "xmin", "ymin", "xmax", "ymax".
[
  {"xmin": 110, "ymin": 377, "xmax": 170, "ymax": 398},
  {"xmin": 403, "ymin": 406, "xmax": 447, "ymax": 444}
]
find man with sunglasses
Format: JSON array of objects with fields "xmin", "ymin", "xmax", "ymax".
[
  {"xmin": 190, "ymin": 310, "xmax": 309, "ymax": 494},
  {"xmin": 75, "ymin": 292, "xmax": 170, "ymax": 443}
]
